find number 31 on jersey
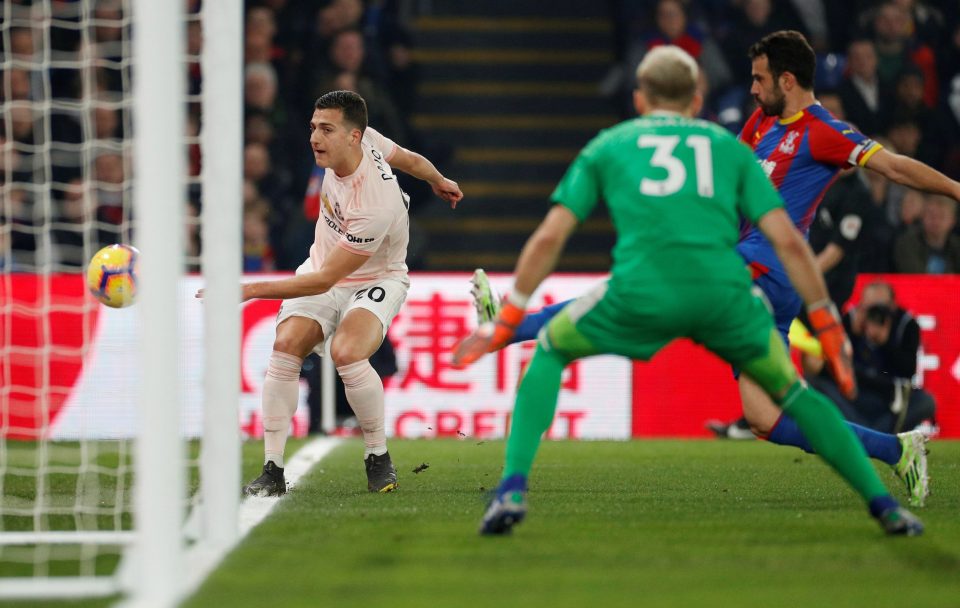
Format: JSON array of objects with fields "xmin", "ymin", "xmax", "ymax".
[{"xmin": 638, "ymin": 134, "xmax": 714, "ymax": 198}]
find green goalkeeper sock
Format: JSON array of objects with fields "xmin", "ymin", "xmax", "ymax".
[
  {"xmin": 503, "ymin": 342, "xmax": 569, "ymax": 479},
  {"xmin": 779, "ymin": 381, "xmax": 889, "ymax": 502}
]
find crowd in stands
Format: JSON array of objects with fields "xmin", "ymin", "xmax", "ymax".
[
  {"xmin": 1, "ymin": 0, "xmax": 136, "ymax": 270},
  {"xmin": 608, "ymin": 0, "xmax": 960, "ymax": 276},
  {"xmin": 1, "ymin": 0, "xmax": 958, "ymax": 278},
  {"xmin": 238, "ymin": 0, "xmax": 415, "ymax": 271}
]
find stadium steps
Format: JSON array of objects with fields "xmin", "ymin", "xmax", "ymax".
[{"xmin": 409, "ymin": 6, "xmax": 617, "ymax": 271}]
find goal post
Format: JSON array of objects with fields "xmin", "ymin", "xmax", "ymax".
[
  {"xmin": 198, "ymin": 0, "xmax": 243, "ymax": 552},
  {"xmin": 128, "ymin": 0, "xmax": 186, "ymax": 603},
  {"xmin": 0, "ymin": 0, "xmax": 244, "ymax": 603}
]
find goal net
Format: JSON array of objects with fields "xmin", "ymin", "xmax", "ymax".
[{"xmin": 0, "ymin": 0, "xmax": 241, "ymax": 602}]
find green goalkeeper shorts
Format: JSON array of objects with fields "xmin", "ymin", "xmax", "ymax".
[{"xmin": 543, "ymin": 280, "xmax": 798, "ymax": 394}]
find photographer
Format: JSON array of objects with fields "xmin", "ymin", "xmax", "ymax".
[{"xmin": 807, "ymin": 281, "xmax": 936, "ymax": 433}]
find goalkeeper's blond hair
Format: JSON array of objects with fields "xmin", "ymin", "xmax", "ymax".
[{"xmin": 635, "ymin": 45, "xmax": 699, "ymax": 108}]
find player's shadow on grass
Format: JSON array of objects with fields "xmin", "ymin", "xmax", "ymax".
[{"xmin": 887, "ymin": 540, "xmax": 960, "ymax": 573}]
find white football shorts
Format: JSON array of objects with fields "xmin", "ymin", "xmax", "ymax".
[{"xmin": 276, "ymin": 259, "xmax": 409, "ymax": 356}]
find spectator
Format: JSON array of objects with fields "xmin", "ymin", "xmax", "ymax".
[
  {"xmin": 317, "ymin": 30, "xmax": 408, "ymax": 143},
  {"xmin": 9, "ymin": 104, "xmax": 35, "ymax": 144},
  {"xmin": 301, "ymin": 0, "xmax": 365, "ymax": 79},
  {"xmin": 893, "ymin": 194, "xmax": 960, "ymax": 273},
  {"xmin": 885, "ymin": 116, "xmax": 922, "ymax": 164},
  {"xmin": 644, "ymin": 0, "xmax": 706, "ymax": 59},
  {"xmin": 647, "ymin": 0, "xmax": 731, "ymax": 93},
  {"xmin": 51, "ymin": 178, "xmax": 90, "ymax": 268},
  {"xmin": 808, "ymin": 167, "xmax": 874, "ymax": 309},
  {"xmin": 93, "ymin": 106, "xmax": 120, "ymax": 140},
  {"xmin": 186, "ymin": 18, "xmax": 202, "ymax": 96},
  {"xmin": 614, "ymin": 0, "xmax": 731, "ymax": 119},
  {"xmin": 243, "ymin": 141, "xmax": 279, "ymax": 200},
  {"xmin": 8, "ymin": 68, "xmax": 33, "ymax": 100},
  {"xmin": 869, "ymin": 2, "xmax": 938, "ymax": 107},
  {"xmin": 245, "ymin": 29, "xmax": 274, "ymax": 64},
  {"xmin": 10, "ymin": 27, "xmax": 35, "ymax": 58},
  {"xmin": 720, "ymin": 0, "xmax": 807, "ymax": 83},
  {"xmin": 246, "ymin": 7, "xmax": 278, "ymax": 50},
  {"xmin": 328, "ymin": 28, "xmax": 365, "ymax": 75},
  {"xmin": 839, "ymin": 39, "xmax": 890, "ymax": 136},
  {"xmin": 243, "ymin": 179, "xmax": 261, "ymax": 208},
  {"xmin": 92, "ymin": 0, "xmax": 125, "ymax": 93},
  {"xmin": 316, "ymin": 0, "xmax": 364, "ymax": 39},
  {"xmin": 245, "ymin": 62, "xmax": 279, "ymax": 115},
  {"xmin": 245, "ymin": 112, "xmax": 275, "ymax": 148},
  {"xmin": 371, "ymin": 2, "xmax": 420, "ymax": 120},
  {"xmin": 895, "ymin": 187, "xmax": 926, "ymax": 229},
  {"xmin": 889, "ymin": 66, "xmax": 946, "ymax": 167},
  {"xmin": 807, "ymin": 281, "xmax": 936, "ymax": 434},
  {"xmin": 0, "ymin": 136, "xmax": 20, "ymax": 182},
  {"xmin": 786, "ymin": 0, "xmax": 830, "ymax": 51},
  {"xmin": 859, "ymin": 136, "xmax": 906, "ymax": 273},
  {"xmin": 242, "ymin": 199, "xmax": 275, "ymax": 272},
  {"xmin": 893, "ymin": 0, "xmax": 946, "ymax": 48},
  {"xmin": 93, "ymin": 151, "xmax": 125, "ymax": 237},
  {"xmin": 330, "ymin": 72, "xmax": 407, "ymax": 145},
  {"xmin": 184, "ymin": 200, "xmax": 202, "ymax": 272},
  {"xmin": 186, "ymin": 111, "xmax": 201, "ymax": 179},
  {"xmin": 6, "ymin": 188, "xmax": 35, "ymax": 265}
]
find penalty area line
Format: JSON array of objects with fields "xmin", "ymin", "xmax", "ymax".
[{"xmin": 182, "ymin": 436, "xmax": 342, "ymax": 598}]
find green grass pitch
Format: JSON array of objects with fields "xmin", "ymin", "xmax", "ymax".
[
  {"xmin": 6, "ymin": 438, "xmax": 959, "ymax": 607},
  {"xmin": 188, "ymin": 438, "xmax": 960, "ymax": 608}
]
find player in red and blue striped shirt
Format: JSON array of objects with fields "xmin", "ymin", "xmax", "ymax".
[{"xmin": 730, "ymin": 31, "xmax": 960, "ymax": 509}]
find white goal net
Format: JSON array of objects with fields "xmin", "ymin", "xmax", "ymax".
[{"xmin": 0, "ymin": 0, "xmax": 241, "ymax": 603}]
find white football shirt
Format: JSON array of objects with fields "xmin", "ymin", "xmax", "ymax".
[{"xmin": 309, "ymin": 127, "xmax": 410, "ymax": 285}]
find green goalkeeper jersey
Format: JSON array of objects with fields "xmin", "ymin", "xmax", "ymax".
[{"xmin": 552, "ymin": 112, "xmax": 783, "ymax": 292}]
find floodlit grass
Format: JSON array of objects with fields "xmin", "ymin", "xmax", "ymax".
[
  {"xmin": 0, "ymin": 438, "xmax": 307, "ymax": 607},
  {"xmin": 187, "ymin": 438, "xmax": 960, "ymax": 608},
  {"xmin": 4, "ymin": 438, "xmax": 958, "ymax": 607}
]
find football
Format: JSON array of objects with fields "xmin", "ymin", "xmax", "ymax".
[{"xmin": 86, "ymin": 244, "xmax": 140, "ymax": 308}]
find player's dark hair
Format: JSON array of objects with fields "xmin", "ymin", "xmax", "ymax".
[
  {"xmin": 314, "ymin": 90, "xmax": 368, "ymax": 133},
  {"xmin": 748, "ymin": 30, "xmax": 816, "ymax": 90}
]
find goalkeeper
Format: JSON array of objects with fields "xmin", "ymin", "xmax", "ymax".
[
  {"xmin": 453, "ymin": 45, "xmax": 923, "ymax": 537},
  {"xmin": 462, "ymin": 30, "xmax": 937, "ymax": 509}
]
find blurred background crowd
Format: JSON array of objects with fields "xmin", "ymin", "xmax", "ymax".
[{"xmin": 1, "ymin": 0, "xmax": 959, "ymax": 278}]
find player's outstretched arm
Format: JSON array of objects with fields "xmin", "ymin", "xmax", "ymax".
[
  {"xmin": 864, "ymin": 148, "xmax": 960, "ymax": 200},
  {"xmin": 758, "ymin": 208, "xmax": 856, "ymax": 399},
  {"xmin": 195, "ymin": 246, "xmax": 368, "ymax": 302},
  {"xmin": 388, "ymin": 146, "xmax": 463, "ymax": 208}
]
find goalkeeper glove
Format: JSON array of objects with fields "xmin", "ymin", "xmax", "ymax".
[
  {"xmin": 452, "ymin": 298, "xmax": 525, "ymax": 368},
  {"xmin": 808, "ymin": 300, "xmax": 857, "ymax": 400}
]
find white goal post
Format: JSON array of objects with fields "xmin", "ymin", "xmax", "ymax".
[{"xmin": 0, "ymin": 0, "xmax": 243, "ymax": 604}]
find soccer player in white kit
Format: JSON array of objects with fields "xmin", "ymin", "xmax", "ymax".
[{"xmin": 199, "ymin": 91, "xmax": 462, "ymax": 495}]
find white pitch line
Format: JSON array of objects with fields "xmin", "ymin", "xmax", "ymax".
[
  {"xmin": 181, "ymin": 437, "xmax": 342, "ymax": 599},
  {"xmin": 238, "ymin": 436, "xmax": 342, "ymax": 534}
]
